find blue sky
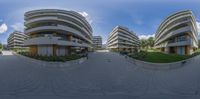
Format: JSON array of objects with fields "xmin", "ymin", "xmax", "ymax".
[{"xmin": 0, "ymin": 0, "xmax": 200, "ymax": 44}]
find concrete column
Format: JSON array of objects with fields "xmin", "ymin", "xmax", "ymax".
[
  {"xmin": 175, "ymin": 47, "xmax": 177, "ymax": 54},
  {"xmin": 186, "ymin": 45, "xmax": 192, "ymax": 55},
  {"xmin": 66, "ymin": 46, "xmax": 71, "ymax": 55},
  {"xmin": 165, "ymin": 47, "xmax": 169, "ymax": 53},
  {"xmin": 53, "ymin": 45, "xmax": 57, "ymax": 56},
  {"xmin": 29, "ymin": 45, "xmax": 38, "ymax": 56}
]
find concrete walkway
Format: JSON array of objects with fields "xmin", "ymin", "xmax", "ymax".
[{"xmin": 0, "ymin": 51, "xmax": 200, "ymax": 99}]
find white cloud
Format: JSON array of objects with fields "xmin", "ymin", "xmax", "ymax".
[
  {"xmin": 135, "ymin": 20, "xmax": 143, "ymax": 25},
  {"xmin": 0, "ymin": 23, "xmax": 8, "ymax": 34},
  {"xmin": 196, "ymin": 22, "xmax": 200, "ymax": 33},
  {"xmin": 139, "ymin": 34, "xmax": 155, "ymax": 39},
  {"xmin": 11, "ymin": 22, "xmax": 24, "ymax": 31},
  {"xmin": 78, "ymin": 11, "xmax": 93, "ymax": 24},
  {"xmin": 79, "ymin": 11, "xmax": 88, "ymax": 17}
]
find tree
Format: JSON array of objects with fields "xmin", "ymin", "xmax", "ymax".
[
  {"xmin": 0, "ymin": 43, "xmax": 2, "ymax": 50},
  {"xmin": 199, "ymin": 40, "xmax": 200, "ymax": 48},
  {"xmin": 147, "ymin": 37, "xmax": 154, "ymax": 49},
  {"xmin": 140, "ymin": 37, "xmax": 155, "ymax": 50},
  {"xmin": 140, "ymin": 39, "xmax": 148, "ymax": 50}
]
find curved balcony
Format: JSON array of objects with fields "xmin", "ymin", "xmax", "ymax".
[
  {"xmin": 155, "ymin": 20, "xmax": 192, "ymax": 43},
  {"xmin": 156, "ymin": 11, "xmax": 198, "ymax": 37},
  {"xmin": 25, "ymin": 10, "xmax": 92, "ymax": 34},
  {"xmin": 25, "ymin": 17, "xmax": 92, "ymax": 38},
  {"xmin": 154, "ymin": 39, "xmax": 198, "ymax": 48},
  {"xmin": 155, "ymin": 26, "xmax": 192, "ymax": 45},
  {"xmin": 57, "ymin": 13, "xmax": 92, "ymax": 31},
  {"xmin": 156, "ymin": 15, "xmax": 192, "ymax": 38},
  {"xmin": 157, "ymin": 10, "xmax": 193, "ymax": 32},
  {"xmin": 24, "ymin": 36, "xmax": 91, "ymax": 47},
  {"xmin": 155, "ymin": 10, "xmax": 199, "ymax": 49},
  {"xmin": 25, "ymin": 16, "xmax": 58, "ymax": 25},
  {"xmin": 25, "ymin": 25, "xmax": 92, "ymax": 43},
  {"xmin": 166, "ymin": 40, "xmax": 192, "ymax": 47}
]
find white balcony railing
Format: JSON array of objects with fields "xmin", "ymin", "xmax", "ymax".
[
  {"xmin": 25, "ymin": 25, "xmax": 92, "ymax": 43},
  {"xmin": 24, "ymin": 36, "xmax": 91, "ymax": 47},
  {"xmin": 166, "ymin": 40, "xmax": 192, "ymax": 47},
  {"xmin": 155, "ymin": 26, "xmax": 192, "ymax": 45}
]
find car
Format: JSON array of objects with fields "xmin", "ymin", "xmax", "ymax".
[{"xmin": 120, "ymin": 51, "xmax": 128, "ymax": 55}]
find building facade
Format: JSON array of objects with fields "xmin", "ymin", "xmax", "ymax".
[
  {"xmin": 7, "ymin": 31, "xmax": 28, "ymax": 49},
  {"xmin": 92, "ymin": 36, "xmax": 102, "ymax": 48},
  {"xmin": 24, "ymin": 9, "xmax": 93, "ymax": 56},
  {"xmin": 154, "ymin": 10, "xmax": 198, "ymax": 55},
  {"xmin": 107, "ymin": 26, "xmax": 140, "ymax": 52}
]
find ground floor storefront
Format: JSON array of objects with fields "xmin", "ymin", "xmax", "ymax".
[
  {"xmin": 29, "ymin": 45, "xmax": 89, "ymax": 56},
  {"xmin": 158, "ymin": 45, "xmax": 197, "ymax": 55}
]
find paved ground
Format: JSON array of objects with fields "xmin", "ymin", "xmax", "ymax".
[{"xmin": 0, "ymin": 51, "xmax": 200, "ymax": 99}]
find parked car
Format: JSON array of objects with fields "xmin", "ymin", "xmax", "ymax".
[{"xmin": 120, "ymin": 51, "xmax": 128, "ymax": 55}]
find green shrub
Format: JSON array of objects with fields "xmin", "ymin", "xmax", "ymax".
[
  {"xmin": 188, "ymin": 52, "xmax": 200, "ymax": 58},
  {"xmin": 18, "ymin": 52, "xmax": 83, "ymax": 62},
  {"xmin": 128, "ymin": 50, "xmax": 148, "ymax": 60}
]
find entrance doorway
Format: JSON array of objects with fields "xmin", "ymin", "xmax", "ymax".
[{"xmin": 169, "ymin": 47, "xmax": 176, "ymax": 54}]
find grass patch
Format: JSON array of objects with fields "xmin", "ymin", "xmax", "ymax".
[
  {"xmin": 129, "ymin": 49, "xmax": 200, "ymax": 63},
  {"xmin": 142, "ymin": 52, "xmax": 188, "ymax": 63}
]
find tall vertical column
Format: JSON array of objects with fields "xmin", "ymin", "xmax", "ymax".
[
  {"xmin": 66, "ymin": 46, "xmax": 71, "ymax": 55},
  {"xmin": 185, "ymin": 45, "xmax": 191, "ymax": 55},
  {"xmin": 66, "ymin": 34, "xmax": 73, "ymax": 55},
  {"xmin": 165, "ymin": 47, "xmax": 169, "ymax": 54},
  {"xmin": 53, "ymin": 45, "xmax": 57, "ymax": 56},
  {"xmin": 29, "ymin": 45, "xmax": 38, "ymax": 56}
]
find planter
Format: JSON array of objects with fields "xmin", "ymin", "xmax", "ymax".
[{"xmin": 13, "ymin": 52, "xmax": 87, "ymax": 67}]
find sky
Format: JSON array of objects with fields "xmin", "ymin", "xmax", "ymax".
[{"xmin": 0, "ymin": 0, "xmax": 200, "ymax": 44}]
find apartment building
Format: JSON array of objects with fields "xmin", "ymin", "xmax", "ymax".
[
  {"xmin": 107, "ymin": 26, "xmax": 140, "ymax": 52},
  {"xmin": 7, "ymin": 31, "xmax": 28, "ymax": 49},
  {"xmin": 154, "ymin": 10, "xmax": 198, "ymax": 55},
  {"xmin": 24, "ymin": 9, "xmax": 93, "ymax": 56},
  {"xmin": 92, "ymin": 36, "xmax": 102, "ymax": 48}
]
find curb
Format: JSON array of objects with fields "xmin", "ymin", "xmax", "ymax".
[
  {"xmin": 13, "ymin": 52, "xmax": 87, "ymax": 67},
  {"xmin": 125, "ymin": 55, "xmax": 199, "ymax": 70}
]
